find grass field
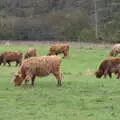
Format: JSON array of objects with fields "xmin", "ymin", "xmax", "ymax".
[{"xmin": 0, "ymin": 43, "xmax": 120, "ymax": 120}]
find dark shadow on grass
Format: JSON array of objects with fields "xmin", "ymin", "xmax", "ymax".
[
  {"xmin": 93, "ymin": 105, "xmax": 114, "ymax": 111},
  {"xmin": 19, "ymin": 80, "xmax": 63, "ymax": 89}
]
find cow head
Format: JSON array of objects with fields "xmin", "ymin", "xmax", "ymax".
[
  {"xmin": 13, "ymin": 72, "xmax": 24, "ymax": 86},
  {"xmin": 95, "ymin": 70, "xmax": 103, "ymax": 78}
]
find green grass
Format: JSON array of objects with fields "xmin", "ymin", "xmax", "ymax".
[{"xmin": 0, "ymin": 43, "xmax": 120, "ymax": 120}]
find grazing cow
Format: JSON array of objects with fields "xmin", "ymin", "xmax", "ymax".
[
  {"xmin": 48, "ymin": 44, "xmax": 69, "ymax": 58},
  {"xmin": 13, "ymin": 56, "xmax": 62, "ymax": 86},
  {"xmin": 0, "ymin": 51, "xmax": 23, "ymax": 66},
  {"xmin": 24, "ymin": 48, "xmax": 37, "ymax": 59},
  {"xmin": 95, "ymin": 58, "xmax": 120, "ymax": 79},
  {"xmin": 109, "ymin": 44, "xmax": 120, "ymax": 57}
]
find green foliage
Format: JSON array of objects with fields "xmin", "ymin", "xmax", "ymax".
[
  {"xmin": 0, "ymin": 0, "xmax": 119, "ymax": 42},
  {"xmin": 0, "ymin": 0, "xmax": 94, "ymax": 41},
  {"xmin": 100, "ymin": 12, "xmax": 120, "ymax": 43},
  {"xmin": 2, "ymin": 11, "xmax": 91, "ymax": 41},
  {"xmin": 0, "ymin": 18, "xmax": 12, "ymax": 39},
  {"xmin": 78, "ymin": 28, "xmax": 96, "ymax": 42},
  {"xmin": 62, "ymin": 11, "xmax": 91, "ymax": 41}
]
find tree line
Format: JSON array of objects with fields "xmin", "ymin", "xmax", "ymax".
[{"xmin": 0, "ymin": 0, "xmax": 119, "ymax": 42}]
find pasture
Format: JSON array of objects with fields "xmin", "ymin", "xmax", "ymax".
[{"xmin": 0, "ymin": 42, "xmax": 120, "ymax": 120}]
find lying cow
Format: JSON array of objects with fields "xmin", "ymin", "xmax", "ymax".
[
  {"xmin": 95, "ymin": 57, "xmax": 120, "ymax": 79},
  {"xmin": 13, "ymin": 56, "xmax": 62, "ymax": 86},
  {"xmin": 48, "ymin": 43, "xmax": 69, "ymax": 58},
  {"xmin": 24, "ymin": 48, "xmax": 37, "ymax": 59},
  {"xmin": 0, "ymin": 51, "xmax": 23, "ymax": 66}
]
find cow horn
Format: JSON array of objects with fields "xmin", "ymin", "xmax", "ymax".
[{"xmin": 14, "ymin": 71, "xmax": 21, "ymax": 77}]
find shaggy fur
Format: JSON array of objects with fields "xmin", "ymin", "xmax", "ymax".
[
  {"xmin": 13, "ymin": 56, "xmax": 62, "ymax": 86},
  {"xmin": 95, "ymin": 58, "xmax": 120, "ymax": 79},
  {"xmin": 48, "ymin": 44, "xmax": 69, "ymax": 58},
  {"xmin": 109, "ymin": 44, "xmax": 120, "ymax": 57},
  {"xmin": 0, "ymin": 51, "xmax": 23, "ymax": 66},
  {"xmin": 24, "ymin": 48, "xmax": 37, "ymax": 59}
]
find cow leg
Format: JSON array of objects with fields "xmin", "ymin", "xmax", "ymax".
[
  {"xmin": 116, "ymin": 75, "xmax": 119, "ymax": 79},
  {"xmin": 18, "ymin": 60, "xmax": 22, "ymax": 66},
  {"xmin": 53, "ymin": 72, "xmax": 62, "ymax": 86},
  {"xmin": 16, "ymin": 61, "xmax": 19, "ymax": 66},
  {"xmin": 116, "ymin": 72, "xmax": 120, "ymax": 79},
  {"xmin": 104, "ymin": 69, "xmax": 109, "ymax": 78},
  {"xmin": 66, "ymin": 51, "xmax": 69, "ymax": 57},
  {"xmin": 24, "ymin": 72, "xmax": 33, "ymax": 85},
  {"xmin": 115, "ymin": 52, "xmax": 118, "ymax": 56},
  {"xmin": 8, "ymin": 62, "xmax": 11, "ymax": 66},
  {"xmin": 63, "ymin": 52, "xmax": 67, "ymax": 58},
  {"xmin": 103, "ymin": 72, "xmax": 107, "ymax": 78},
  {"xmin": 108, "ymin": 72, "xmax": 112, "ymax": 78},
  {"xmin": 3, "ymin": 59, "xmax": 6, "ymax": 66},
  {"xmin": 6, "ymin": 61, "xmax": 11, "ymax": 66},
  {"xmin": 55, "ymin": 53, "xmax": 58, "ymax": 55},
  {"xmin": 24, "ymin": 80, "xmax": 29, "ymax": 85},
  {"xmin": 31, "ymin": 75, "xmax": 36, "ymax": 86},
  {"xmin": 67, "ymin": 48, "xmax": 69, "ymax": 57},
  {"xmin": 63, "ymin": 52, "xmax": 66, "ymax": 58}
]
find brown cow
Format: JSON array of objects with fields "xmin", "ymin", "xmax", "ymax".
[
  {"xmin": 13, "ymin": 56, "xmax": 62, "ymax": 86},
  {"xmin": 0, "ymin": 51, "xmax": 23, "ymax": 66},
  {"xmin": 95, "ymin": 58, "xmax": 120, "ymax": 79},
  {"xmin": 24, "ymin": 48, "xmax": 37, "ymax": 59},
  {"xmin": 48, "ymin": 44, "xmax": 69, "ymax": 58}
]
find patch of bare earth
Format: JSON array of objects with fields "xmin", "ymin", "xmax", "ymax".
[
  {"xmin": 63, "ymin": 68, "xmax": 94, "ymax": 76},
  {"xmin": 0, "ymin": 40, "xmax": 114, "ymax": 47}
]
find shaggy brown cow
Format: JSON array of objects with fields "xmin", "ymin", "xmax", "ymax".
[
  {"xmin": 109, "ymin": 44, "xmax": 120, "ymax": 57},
  {"xmin": 48, "ymin": 44, "xmax": 69, "ymax": 58},
  {"xmin": 13, "ymin": 56, "xmax": 62, "ymax": 86},
  {"xmin": 0, "ymin": 51, "xmax": 23, "ymax": 66},
  {"xmin": 24, "ymin": 48, "xmax": 37, "ymax": 59},
  {"xmin": 95, "ymin": 57, "xmax": 120, "ymax": 79}
]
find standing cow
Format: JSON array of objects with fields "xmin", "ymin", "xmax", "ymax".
[
  {"xmin": 95, "ymin": 57, "xmax": 120, "ymax": 79},
  {"xmin": 13, "ymin": 56, "xmax": 62, "ymax": 86},
  {"xmin": 24, "ymin": 48, "xmax": 37, "ymax": 59},
  {"xmin": 48, "ymin": 44, "xmax": 69, "ymax": 58},
  {"xmin": 0, "ymin": 51, "xmax": 23, "ymax": 66}
]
